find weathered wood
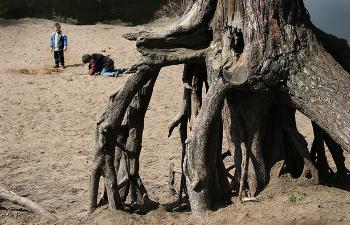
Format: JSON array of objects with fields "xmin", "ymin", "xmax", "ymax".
[
  {"xmin": 89, "ymin": 0, "xmax": 350, "ymax": 222},
  {"xmin": 0, "ymin": 188, "xmax": 57, "ymax": 221},
  {"xmin": 184, "ymin": 76, "xmax": 230, "ymax": 222},
  {"xmin": 120, "ymin": 73, "xmax": 159, "ymax": 205},
  {"xmin": 88, "ymin": 58, "xmax": 158, "ymax": 214}
]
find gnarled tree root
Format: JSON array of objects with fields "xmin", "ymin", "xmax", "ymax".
[
  {"xmin": 280, "ymin": 121, "xmax": 319, "ymax": 183},
  {"xmin": 184, "ymin": 76, "xmax": 231, "ymax": 222},
  {"xmin": 311, "ymin": 122, "xmax": 349, "ymax": 178},
  {"xmin": 117, "ymin": 74, "xmax": 159, "ymax": 207},
  {"xmin": 88, "ymin": 0, "xmax": 350, "ymax": 222},
  {"xmin": 88, "ymin": 58, "xmax": 160, "ymax": 214},
  {"xmin": 167, "ymin": 63, "xmax": 207, "ymax": 209}
]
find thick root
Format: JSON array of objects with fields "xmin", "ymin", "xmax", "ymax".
[{"xmin": 280, "ymin": 121, "xmax": 319, "ymax": 183}]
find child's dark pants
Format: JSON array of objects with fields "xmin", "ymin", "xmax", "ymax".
[{"xmin": 54, "ymin": 50, "xmax": 64, "ymax": 66}]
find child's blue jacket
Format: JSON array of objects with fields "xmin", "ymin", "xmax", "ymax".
[{"xmin": 50, "ymin": 31, "xmax": 67, "ymax": 51}]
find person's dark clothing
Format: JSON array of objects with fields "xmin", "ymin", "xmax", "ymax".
[
  {"xmin": 89, "ymin": 54, "xmax": 115, "ymax": 75},
  {"xmin": 54, "ymin": 51, "xmax": 64, "ymax": 66}
]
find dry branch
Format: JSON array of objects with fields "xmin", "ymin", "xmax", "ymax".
[{"xmin": 0, "ymin": 188, "xmax": 57, "ymax": 221}]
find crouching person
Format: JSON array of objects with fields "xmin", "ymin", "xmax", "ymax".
[{"xmin": 82, "ymin": 54, "xmax": 127, "ymax": 77}]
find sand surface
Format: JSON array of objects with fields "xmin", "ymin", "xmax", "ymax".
[{"xmin": 0, "ymin": 18, "xmax": 350, "ymax": 225}]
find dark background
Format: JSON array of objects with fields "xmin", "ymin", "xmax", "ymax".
[{"xmin": 0, "ymin": 0, "xmax": 168, "ymax": 25}]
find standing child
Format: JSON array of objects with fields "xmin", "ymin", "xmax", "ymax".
[
  {"xmin": 50, "ymin": 23, "xmax": 67, "ymax": 68},
  {"xmin": 82, "ymin": 54, "xmax": 127, "ymax": 77}
]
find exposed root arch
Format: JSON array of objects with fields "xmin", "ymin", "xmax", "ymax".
[
  {"xmin": 88, "ymin": 0, "xmax": 350, "ymax": 223},
  {"xmin": 88, "ymin": 41, "xmax": 208, "ymax": 214},
  {"xmin": 88, "ymin": 59, "xmax": 160, "ymax": 214}
]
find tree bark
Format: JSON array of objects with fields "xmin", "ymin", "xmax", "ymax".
[
  {"xmin": 184, "ymin": 76, "xmax": 230, "ymax": 221},
  {"xmin": 88, "ymin": 57, "xmax": 159, "ymax": 213},
  {"xmin": 116, "ymin": 72, "xmax": 159, "ymax": 205}
]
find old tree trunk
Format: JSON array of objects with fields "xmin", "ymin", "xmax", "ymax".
[{"xmin": 88, "ymin": 0, "xmax": 350, "ymax": 222}]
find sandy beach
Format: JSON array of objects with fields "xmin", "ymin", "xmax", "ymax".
[{"xmin": 0, "ymin": 18, "xmax": 349, "ymax": 225}]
